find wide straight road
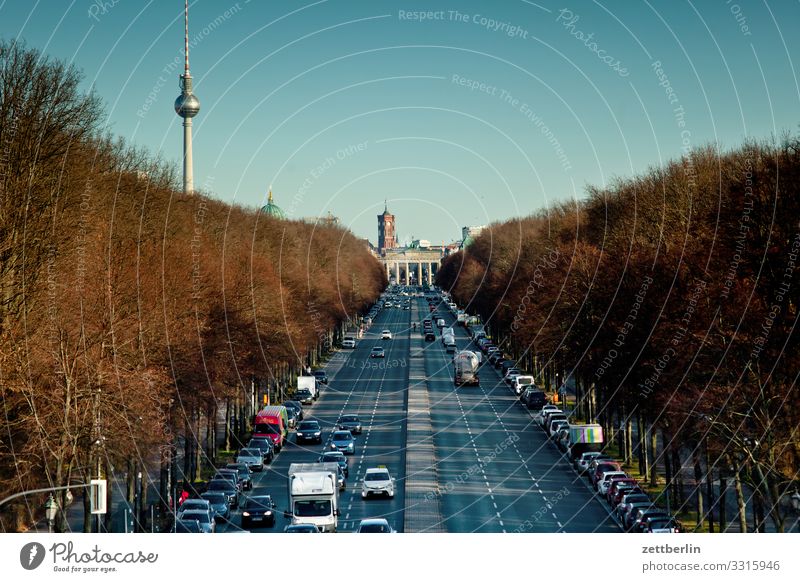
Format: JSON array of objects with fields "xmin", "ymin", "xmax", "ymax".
[
  {"xmin": 219, "ymin": 300, "xmax": 411, "ymax": 533},
  {"xmin": 217, "ymin": 290, "xmax": 618, "ymax": 533},
  {"xmin": 420, "ymin": 297, "xmax": 619, "ymax": 533}
]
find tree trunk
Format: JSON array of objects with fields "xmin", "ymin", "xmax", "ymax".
[
  {"xmin": 625, "ymin": 417, "xmax": 633, "ymax": 466},
  {"xmin": 719, "ymin": 475, "xmax": 728, "ymax": 532},
  {"xmin": 664, "ymin": 438, "xmax": 673, "ymax": 514},
  {"xmin": 732, "ymin": 457, "xmax": 748, "ymax": 532},
  {"xmin": 649, "ymin": 427, "xmax": 658, "ymax": 486},
  {"xmin": 705, "ymin": 443, "xmax": 715, "ymax": 533},
  {"xmin": 767, "ymin": 474, "xmax": 785, "ymax": 533},
  {"xmin": 672, "ymin": 447, "xmax": 684, "ymax": 506},
  {"xmin": 693, "ymin": 447, "xmax": 704, "ymax": 531},
  {"xmin": 224, "ymin": 399, "xmax": 232, "ymax": 452}
]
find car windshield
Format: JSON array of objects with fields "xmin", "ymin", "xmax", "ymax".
[
  {"xmin": 360, "ymin": 523, "xmax": 390, "ymax": 532},
  {"xmin": 299, "ymin": 422, "xmax": 319, "ymax": 430},
  {"xmin": 208, "ymin": 480, "xmax": 233, "ymax": 491},
  {"xmin": 201, "ymin": 494, "xmax": 225, "ymax": 505},
  {"xmin": 297, "ymin": 390, "xmax": 312, "ymax": 397},
  {"xmin": 183, "ymin": 500, "xmax": 209, "ymax": 509},
  {"xmin": 246, "ymin": 497, "xmax": 272, "ymax": 509},
  {"xmin": 372, "ymin": 347, "xmax": 382, "ymax": 352},
  {"xmin": 341, "ymin": 416, "xmax": 358, "ymax": 422},
  {"xmin": 294, "ymin": 500, "xmax": 331, "ymax": 517},
  {"xmin": 365, "ymin": 472, "xmax": 389, "ymax": 481},
  {"xmin": 254, "ymin": 423, "xmax": 279, "ymax": 435},
  {"xmin": 240, "ymin": 449, "xmax": 260, "ymax": 457},
  {"xmin": 249, "ymin": 439, "xmax": 271, "ymax": 448}
]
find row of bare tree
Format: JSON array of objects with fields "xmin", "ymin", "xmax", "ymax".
[
  {"xmin": 0, "ymin": 40, "xmax": 385, "ymax": 531},
  {"xmin": 437, "ymin": 138, "xmax": 800, "ymax": 531}
]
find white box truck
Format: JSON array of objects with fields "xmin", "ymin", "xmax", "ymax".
[
  {"xmin": 297, "ymin": 375, "xmax": 318, "ymax": 400},
  {"xmin": 286, "ymin": 463, "xmax": 340, "ymax": 532}
]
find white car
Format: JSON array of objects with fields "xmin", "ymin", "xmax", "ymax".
[
  {"xmin": 355, "ymin": 518, "xmax": 396, "ymax": 533},
  {"xmin": 381, "ymin": 329, "xmax": 392, "ymax": 340},
  {"xmin": 180, "ymin": 509, "xmax": 215, "ymax": 533},
  {"xmin": 574, "ymin": 451, "xmax": 604, "ymax": 473},
  {"xmin": 361, "ymin": 467, "xmax": 395, "ymax": 499},
  {"xmin": 342, "ymin": 337, "xmax": 356, "ymax": 348},
  {"xmin": 598, "ymin": 471, "xmax": 628, "ymax": 495},
  {"xmin": 177, "ymin": 499, "xmax": 213, "ymax": 522}
]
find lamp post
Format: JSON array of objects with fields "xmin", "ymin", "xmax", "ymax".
[{"xmin": 45, "ymin": 494, "xmax": 57, "ymax": 533}]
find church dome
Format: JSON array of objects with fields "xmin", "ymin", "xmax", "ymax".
[{"xmin": 260, "ymin": 187, "xmax": 286, "ymax": 219}]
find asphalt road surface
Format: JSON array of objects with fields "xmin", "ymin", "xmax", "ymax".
[{"xmin": 217, "ymin": 294, "xmax": 618, "ymax": 533}]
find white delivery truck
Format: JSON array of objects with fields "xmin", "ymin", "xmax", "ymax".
[
  {"xmin": 297, "ymin": 375, "xmax": 318, "ymax": 400},
  {"xmin": 286, "ymin": 463, "xmax": 340, "ymax": 532},
  {"xmin": 453, "ymin": 351, "xmax": 480, "ymax": 386}
]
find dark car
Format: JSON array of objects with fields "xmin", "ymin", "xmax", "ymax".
[
  {"xmin": 488, "ymin": 352, "xmax": 503, "ymax": 366},
  {"xmin": 312, "ymin": 370, "xmax": 328, "ymax": 384},
  {"xmin": 247, "ymin": 437, "xmax": 275, "ymax": 464},
  {"xmin": 206, "ymin": 478, "xmax": 239, "ymax": 508},
  {"xmin": 213, "ymin": 469, "xmax": 242, "ymax": 492},
  {"xmin": 200, "ymin": 492, "xmax": 231, "ymax": 523},
  {"xmin": 591, "ymin": 461, "xmax": 621, "ymax": 488},
  {"xmin": 282, "ymin": 401, "xmax": 304, "ymax": 421},
  {"xmin": 175, "ymin": 518, "xmax": 203, "ymax": 533},
  {"xmin": 645, "ymin": 517, "xmax": 681, "ymax": 533},
  {"xmin": 424, "ymin": 331, "xmax": 435, "ymax": 342},
  {"xmin": 296, "ymin": 388, "xmax": 314, "ymax": 405},
  {"xmin": 241, "ymin": 495, "xmax": 277, "ymax": 529},
  {"xmin": 337, "ymin": 414, "xmax": 363, "ymax": 434},
  {"xmin": 522, "ymin": 387, "xmax": 547, "ymax": 410},
  {"xmin": 225, "ymin": 463, "xmax": 253, "ymax": 491},
  {"xmin": 633, "ymin": 510, "xmax": 672, "ymax": 532},
  {"xmin": 296, "ymin": 420, "xmax": 322, "ymax": 444},
  {"xmin": 320, "ymin": 451, "xmax": 349, "ymax": 477},
  {"xmin": 500, "ymin": 360, "xmax": 517, "ymax": 375}
]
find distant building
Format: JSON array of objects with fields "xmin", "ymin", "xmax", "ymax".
[
  {"xmin": 410, "ymin": 239, "xmax": 431, "ymax": 248},
  {"xmin": 377, "ymin": 202, "xmax": 397, "ymax": 253},
  {"xmin": 302, "ymin": 211, "xmax": 340, "ymax": 227},
  {"xmin": 461, "ymin": 225, "xmax": 485, "ymax": 248},
  {"xmin": 260, "ymin": 187, "xmax": 286, "ymax": 219}
]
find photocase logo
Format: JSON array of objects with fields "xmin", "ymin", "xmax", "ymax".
[{"xmin": 20, "ymin": 542, "xmax": 46, "ymax": 570}]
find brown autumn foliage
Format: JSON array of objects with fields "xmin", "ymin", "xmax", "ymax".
[
  {"xmin": 0, "ymin": 40, "xmax": 384, "ymax": 531},
  {"xmin": 438, "ymin": 139, "xmax": 800, "ymax": 531}
]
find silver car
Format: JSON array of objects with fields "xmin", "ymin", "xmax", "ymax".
[
  {"xmin": 236, "ymin": 448, "xmax": 264, "ymax": 472},
  {"xmin": 330, "ymin": 430, "xmax": 355, "ymax": 454}
]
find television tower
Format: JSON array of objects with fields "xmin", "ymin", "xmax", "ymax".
[{"xmin": 174, "ymin": 0, "xmax": 200, "ymax": 194}]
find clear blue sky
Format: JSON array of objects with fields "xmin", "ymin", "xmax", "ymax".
[{"xmin": 2, "ymin": 0, "xmax": 798, "ymax": 244}]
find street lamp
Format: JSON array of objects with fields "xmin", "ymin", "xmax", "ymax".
[{"xmin": 45, "ymin": 494, "xmax": 57, "ymax": 533}]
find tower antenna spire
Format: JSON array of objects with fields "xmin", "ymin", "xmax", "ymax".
[
  {"xmin": 184, "ymin": 0, "xmax": 190, "ymax": 74},
  {"xmin": 175, "ymin": 0, "xmax": 200, "ymax": 195}
]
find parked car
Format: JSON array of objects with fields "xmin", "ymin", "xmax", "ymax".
[
  {"xmin": 247, "ymin": 437, "xmax": 275, "ymax": 464},
  {"xmin": 213, "ymin": 469, "xmax": 242, "ymax": 492},
  {"xmin": 206, "ymin": 478, "xmax": 239, "ymax": 509},
  {"xmin": 236, "ymin": 449, "xmax": 264, "ymax": 473},
  {"xmin": 424, "ymin": 331, "xmax": 435, "ymax": 341},
  {"xmin": 546, "ymin": 415, "xmax": 568, "ymax": 436},
  {"xmin": 591, "ymin": 462, "xmax": 622, "ymax": 488},
  {"xmin": 285, "ymin": 406, "xmax": 298, "ymax": 428},
  {"xmin": 330, "ymin": 430, "xmax": 356, "ymax": 454},
  {"xmin": 646, "ymin": 517, "xmax": 681, "ymax": 533},
  {"xmin": 575, "ymin": 451, "xmax": 605, "ymax": 473},
  {"xmin": 606, "ymin": 478, "xmax": 638, "ymax": 503},
  {"xmin": 241, "ymin": 495, "xmax": 277, "ymax": 529},
  {"xmin": 337, "ymin": 414, "xmax": 363, "ymax": 434},
  {"xmin": 632, "ymin": 509, "xmax": 672, "ymax": 533},
  {"xmin": 610, "ymin": 483, "xmax": 642, "ymax": 507},
  {"xmin": 616, "ymin": 493, "xmax": 651, "ymax": 519},
  {"xmin": 597, "ymin": 471, "xmax": 628, "ymax": 495},
  {"xmin": 175, "ymin": 518, "xmax": 204, "ymax": 533},
  {"xmin": 177, "ymin": 498, "xmax": 213, "ymax": 522},
  {"xmin": 623, "ymin": 503, "xmax": 655, "ymax": 530},
  {"xmin": 296, "ymin": 420, "xmax": 323, "ymax": 444},
  {"xmin": 199, "ymin": 492, "xmax": 230, "ymax": 523},
  {"xmin": 282, "ymin": 401, "xmax": 304, "ymax": 421},
  {"xmin": 342, "ymin": 336, "xmax": 356, "ymax": 348},
  {"xmin": 180, "ymin": 509, "xmax": 215, "ymax": 533},
  {"xmin": 312, "ymin": 370, "xmax": 328, "ymax": 384},
  {"xmin": 225, "ymin": 463, "xmax": 253, "ymax": 490}
]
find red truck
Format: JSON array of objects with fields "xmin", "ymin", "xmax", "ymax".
[{"xmin": 253, "ymin": 406, "xmax": 288, "ymax": 451}]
